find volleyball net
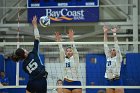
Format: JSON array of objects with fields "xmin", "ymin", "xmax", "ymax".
[{"xmin": 0, "ymin": 42, "xmax": 140, "ymax": 93}]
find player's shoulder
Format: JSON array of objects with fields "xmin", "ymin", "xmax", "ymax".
[{"xmin": 29, "ymin": 51, "xmax": 37, "ymax": 55}]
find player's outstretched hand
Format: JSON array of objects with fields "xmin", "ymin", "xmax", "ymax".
[
  {"xmin": 55, "ymin": 32, "xmax": 62, "ymax": 42},
  {"xmin": 111, "ymin": 25, "xmax": 119, "ymax": 33},
  {"xmin": 67, "ymin": 29, "xmax": 74, "ymax": 41},
  {"xmin": 103, "ymin": 25, "xmax": 109, "ymax": 33},
  {"xmin": 32, "ymin": 16, "xmax": 37, "ymax": 28}
]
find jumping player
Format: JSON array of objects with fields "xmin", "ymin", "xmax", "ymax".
[
  {"xmin": 103, "ymin": 25, "xmax": 124, "ymax": 93},
  {"xmin": 55, "ymin": 30, "xmax": 82, "ymax": 93},
  {"xmin": 11, "ymin": 16, "xmax": 48, "ymax": 93}
]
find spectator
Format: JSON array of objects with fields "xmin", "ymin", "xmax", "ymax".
[
  {"xmin": 0, "ymin": 71, "xmax": 9, "ymax": 93},
  {"xmin": 56, "ymin": 79, "xmax": 63, "ymax": 93}
]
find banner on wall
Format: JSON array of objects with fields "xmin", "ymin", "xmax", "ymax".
[
  {"xmin": 27, "ymin": 0, "xmax": 99, "ymax": 7},
  {"xmin": 28, "ymin": 7, "xmax": 99, "ymax": 23}
]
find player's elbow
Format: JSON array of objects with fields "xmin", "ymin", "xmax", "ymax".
[{"xmin": 35, "ymin": 36, "xmax": 40, "ymax": 40}]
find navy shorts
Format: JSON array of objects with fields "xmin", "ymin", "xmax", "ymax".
[
  {"xmin": 26, "ymin": 77, "xmax": 47, "ymax": 93},
  {"xmin": 105, "ymin": 78, "xmax": 123, "ymax": 86},
  {"xmin": 63, "ymin": 79, "xmax": 81, "ymax": 91}
]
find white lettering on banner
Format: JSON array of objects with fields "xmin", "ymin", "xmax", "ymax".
[
  {"xmin": 58, "ymin": 3, "xmax": 68, "ymax": 6},
  {"xmin": 31, "ymin": 4, "xmax": 40, "ymax": 7},
  {"xmin": 45, "ymin": 8, "xmax": 85, "ymax": 20}
]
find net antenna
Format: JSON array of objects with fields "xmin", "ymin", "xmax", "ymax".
[{"xmin": 16, "ymin": 2, "xmax": 20, "ymax": 86}]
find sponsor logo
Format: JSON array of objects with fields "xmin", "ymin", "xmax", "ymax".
[{"xmin": 45, "ymin": 8, "xmax": 85, "ymax": 21}]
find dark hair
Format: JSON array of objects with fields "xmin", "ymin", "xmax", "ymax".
[
  {"xmin": 11, "ymin": 48, "xmax": 25, "ymax": 62},
  {"xmin": 56, "ymin": 79, "xmax": 63, "ymax": 85}
]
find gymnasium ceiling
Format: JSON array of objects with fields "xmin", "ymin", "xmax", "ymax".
[{"xmin": 0, "ymin": 0, "xmax": 139, "ymax": 55}]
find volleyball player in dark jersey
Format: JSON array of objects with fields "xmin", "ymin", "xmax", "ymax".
[{"xmin": 11, "ymin": 16, "xmax": 48, "ymax": 93}]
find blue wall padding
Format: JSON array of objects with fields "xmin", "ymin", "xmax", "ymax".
[
  {"xmin": 124, "ymin": 53, "xmax": 140, "ymax": 93},
  {"xmin": 86, "ymin": 54, "xmax": 106, "ymax": 93},
  {"xmin": 5, "ymin": 58, "xmax": 16, "ymax": 85},
  {"xmin": 0, "ymin": 54, "xmax": 4, "ymax": 71}
]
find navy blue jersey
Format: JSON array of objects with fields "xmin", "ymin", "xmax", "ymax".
[{"xmin": 22, "ymin": 39, "xmax": 46, "ymax": 80}]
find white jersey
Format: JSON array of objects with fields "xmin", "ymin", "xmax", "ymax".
[
  {"xmin": 64, "ymin": 56, "xmax": 79, "ymax": 81},
  {"xmin": 58, "ymin": 44, "xmax": 80, "ymax": 81},
  {"xmin": 104, "ymin": 43, "xmax": 122, "ymax": 79}
]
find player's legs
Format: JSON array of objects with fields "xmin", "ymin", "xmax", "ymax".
[
  {"xmin": 114, "ymin": 78, "xmax": 124, "ymax": 93},
  {"xmin": 26, "ymin": 81, "xmax": 33, "ymax": 93},
  {"xmin": 106, "ymin": 88, "xmax": 115, "ymax": 93},
  {"xmin": 26, "ymin": 90, "xmax": 31, "ymax": 93},
  {"xmin": 71, "ymin": 81, "xmax": 82, "ymax": 93},
  {"xmin": 36, "ymin": 77, "xmax": 47, "ymax": 93},
  {"xmin": 72, "ymin": 88, "xmax": 82, "ymax": 93},
  {"xmin": 63, "ymin": 89, "xmax": 72, "ymax": 93},
  {"xmin": 105, "ymin": 79, "xmax": 114, "ymax": 93},
  {"xmin": 63, "ymin": 79, "xmax": 82, "ymax": 93},
  {"xmin": 115, "ymin": 88, "xmax": 124, "ymax": 93},
  {"xmin": 106, "ymin": 78, "xmax": 123, "ymax": 93},
  {"xmin": 106, "ymin": 79, "xmax": 122, "ymax": 93},
  {"xmin": 63, "ymin": 79, "xmax": 72, "ymax": 93},
  {"xmin": 26, "ymin": 77, "xmax": 47, "ymax": 93}
]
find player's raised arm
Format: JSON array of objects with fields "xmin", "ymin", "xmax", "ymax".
[
  {"xmin": 67, "ymin": 29, "xmax": 79, "ymax": 64},
  {"xmin": 32, "ymin": 16, "xmax": 40, "ymax": 40},
  {"xmin": 103, "ymin": 25, "xmax": 109, "ymax": 42},
  {"xmin": 111, "ymin": 26, "xmax": 122, "ymax": 61},
  {"xmin": 103, "ymin": 25, "xmax": 110, "ymax": 57},
  {"xmin": 111, "ymin": 26, "xmax": 119, "ymax": 43},
  {"xmin": 55, "ymin": 32, "xmax": 65, "ymax": 62},
  {"xmin": 32, "ymin": 16, "xmax": 40, "ymax": 53}
]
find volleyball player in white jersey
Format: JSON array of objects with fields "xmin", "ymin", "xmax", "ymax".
[
  {"xmin": 103, "ymin": 25, "xmax": 124, "ymax": 93},
  {"xmin": 55, "ymin": 29, "xmax": 82, "ymax": 93}
]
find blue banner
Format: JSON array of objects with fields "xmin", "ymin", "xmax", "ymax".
[
  {"xmin": 28, "ymin": 7, "xmax": 99, "ymax": 23},
  {"xmin": 27, "ymin": 0, "xmax": 99, "ymax": 7}
]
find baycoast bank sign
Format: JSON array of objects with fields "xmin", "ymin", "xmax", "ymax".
[{"xmin": 28, "ymin": 7, "xmax": 99, "ymax": 23}]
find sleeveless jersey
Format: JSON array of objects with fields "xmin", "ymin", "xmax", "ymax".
[
  {"xmin": 64, "ymin": 56, "xmax": 79, "ymax": 81},
  {"xmin": 104, "ymin": 43, "xmax": 122, "ymax": 79}
]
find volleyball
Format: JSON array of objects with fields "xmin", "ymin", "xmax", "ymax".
[{"xmin": 39, "ymin": 16, "xmax": 50, "ymax": 27}]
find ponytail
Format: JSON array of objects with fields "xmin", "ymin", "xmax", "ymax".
[
  {"xmin": 11, "ymin": 53, "xmax": 20, "ymax": 62},
  {"xmin": 11, "ymin": 48, "xmax": 25, "ymax": 62}
]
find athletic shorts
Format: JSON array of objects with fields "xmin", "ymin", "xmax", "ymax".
[
  {"xmin": 63, "ymin": 79, "xmax": 81, "ymax": 91},
  {"xmin": 105, "ymin": 78, "xmax": 123, "ymax": 86},
  {"xmin": 26, "ymin": 77, "xmax": 47, "ymax": 93}
]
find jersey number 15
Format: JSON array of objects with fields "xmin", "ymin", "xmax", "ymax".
[{"xmin": 26, "ymin": 59, "xmax": 38, "ymax": 73}]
